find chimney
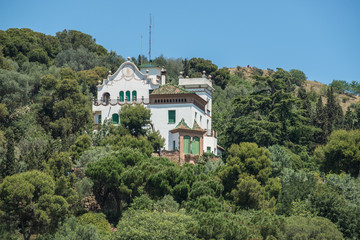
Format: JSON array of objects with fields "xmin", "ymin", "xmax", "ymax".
[{"xmin": 161, "ymin": 66, "xmax": 167, "ymax": 85}]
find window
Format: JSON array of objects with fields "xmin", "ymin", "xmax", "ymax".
[
  {"xmin": 183, "ymin": 136, "xmax": 190, "ymax": 154},
  {"xmin": 119, "ymin": 91, "xmax": 124, "ymax": 101},
  {"xmin": 192, "ymin": 137, "xmax": 200, "ymax": 155},
  {"xmin": 168, "ymin": 110, "xmax": 176, "ymax": 123},
  {"xmin": 173, "ymin": 141, "xmax": 176, "ymax": 151},
  {"xmin": 207, "ymin": 119, "xmax": 209, "ymax": 129},
  {"xmin": 126, "ymin": 91, "xmax": 130, "ymax": 101},
  {"xmin": 195, "ymin": 112, "xmax": 197, "ymax": 120},
  {"xmin": 103, "ymin": 93, "xmax": 110, "ymax": 105},
  {"xmin": 207, "ymin": 146, "xmax": 211, "ymax": 153},
  {"xmin": 98, "ymin": 115, "xmax": 101, "ymax": 124},
  {"xmin": 132, "ymin": 91, "xmax": 137, "ymax": 101},
  {"xmin": 200, "ymin": 116, "xmax": 202, "ymax": 125},
  {"xmin": 112, "ymin": 113, "xmax": 119, "ymax": 124}
]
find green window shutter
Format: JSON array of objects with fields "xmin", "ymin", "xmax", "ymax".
[
  {"xmin": 149, "ymin": 89, "xmax": 154, "ymax": 101},
  {"xmin": 168, "ymin": 110, "xmax": 175, "ymax": 123},
  {"xmin": 112, "ymin": 114, "xmax": 119, "ymax": 124},
  {"xmin": 119, "ymin": 91, "xmax": 124, "ymax": 101},
  {"xmin": 207, "ymin": 146, "xmax": 211, "ymax": 153},
  {"xmin": 126, "ymin": 91, "xmax": 130, "ymax": 101},
  {"xmin": 183, "ymin": 136, "xmax": 190, "ymax": 154},
  {"xmin": 132, "ymin": 91, "xmax": 137, "ymax": 101},
  {"xmin": 192, "ymin": 137, "xmax": 200, "ymax": 155}
]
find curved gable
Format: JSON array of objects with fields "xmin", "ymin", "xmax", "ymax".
[{"xmin": 109, "ymin": 61, "xmax": 147, "ymax": 82}]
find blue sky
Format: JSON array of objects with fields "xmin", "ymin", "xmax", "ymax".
[{"xmin": 1, "ymin": 0, "xmax": 359, "ymax": 84}]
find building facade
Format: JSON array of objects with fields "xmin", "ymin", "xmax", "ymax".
[{"xmin": 92, "ymin": 59, "xmax": 221, "ymax": 163}]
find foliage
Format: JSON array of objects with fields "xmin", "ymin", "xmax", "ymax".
[
  {"xmin": 315, "ymin": 129, "xmax": 360, "ymax": 177},
  {"xmin": 147, "ymin": 130, "xmax": 165, "ymax": 153},
  {"xmin": 0, "ymin": 170, "xmax": 68, "ymax": 240},
  {"xmin": 114, "ymin": 210, "xmax": 198, "ymax": 240},
  {"xmin": 283, "ymin": 215, "xmax": 343, "ymax": 240},
  {"xmin": 120, "ymin": 104, "xmax": 151, "ymax": 137},
  {"xmin": 77, "ymin": 212, "xmax": 111, "ymax": 236},
  {"xmin": 69, "ymin": 134, "xmax": 92, "ymax": 162},
  {"xmin": 48, "ymin": 216, "xmax": 102, "ymax": 240}
]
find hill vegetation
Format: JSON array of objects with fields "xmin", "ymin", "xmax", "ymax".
[{"xmin": 0, "ymin": 28, "xmax": 360, "ymax": 240}]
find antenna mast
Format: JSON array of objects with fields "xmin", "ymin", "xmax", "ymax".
[
  {"xmin": 140, "ymin": 34, "xmax": 143, "ymax": 65},
  {"xmin": 149, "ymin": 13, "xmax": 152, "ymax": 61}
]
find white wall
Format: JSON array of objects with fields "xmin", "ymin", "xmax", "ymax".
[
  {"xmin": 204, "ymin": 136, "xmax": 218, "ymax": 155},
  {"xmin": 149, "ymin": 103, "xmax": 193, "ymax": 150}
]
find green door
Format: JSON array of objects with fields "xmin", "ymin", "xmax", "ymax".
[
  {"xmin": 112, "ymin": 113, "xmax": 119, "ymax": 124},
  {"xmin": 183, "ymin": 136, "xmax": 190, "ymax": 154},
  {"xmin": 192, "ymin": 137, "xmax": 200, "ymax": 155}
]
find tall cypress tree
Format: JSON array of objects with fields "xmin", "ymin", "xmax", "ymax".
[{"xmin": 1, "ymin": 129, "xmax": 15, "ymax": 177}]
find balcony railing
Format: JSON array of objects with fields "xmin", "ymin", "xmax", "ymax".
[{"xmin": 93, "ymin": 97, "xmax": 150, "ymax": 106}]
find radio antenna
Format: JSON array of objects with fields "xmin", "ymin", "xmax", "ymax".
[{"xmin": 149, "ymin": 13, "xmax": 152, "ymax": 61}]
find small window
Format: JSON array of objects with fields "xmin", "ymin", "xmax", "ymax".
[
  {"xmin": 195, "ymin": 112, "xmax": 197, "ymax": 120},
  {"xmin": 119, "ymin": 91, "xmax": 124, "ymax": 101},
  {"xmin": 126, "ymin": 91, "xmax": 130, "ymax": 101},
  {"xmin": 112, "ymin": 113, "xmax": 119, "ymax": 124},
  {"xmin": 200, "ymin": 116, "xmax": 202, "ymax": 124},
  {"xmin": 132, "ymin": 90, "xmax": 137, "ymax": 101},
  {"xmin": 98, "ymin": 115, "xmax": 102, "ymax": 124},
  {"xmin": 168, "ymin": 110, "xmax": 176, "ymax": 123},
  {"xmin": 103, "ymin": 93, "xmax": 110, "ymax": 105},
  {"xmin": 207, "ymin": 119, "xmax": 209, "ymax": 129},
  {"xmin": 207, "ymin": 147, "xmax": 211, "ymax": 153},
  {"xmin": 173, "ymin": 141, "xmax": 176, "ymax": 150}
]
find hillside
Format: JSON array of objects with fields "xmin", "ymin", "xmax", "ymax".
[
  {"xmin": 1, "ymin": 28, "xmax": 360, "ymax": 240},
  {"xmin": 229, "ymin": 66, "xmax": 360, "ymax": 111}
]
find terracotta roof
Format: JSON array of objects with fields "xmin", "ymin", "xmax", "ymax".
[
  {"xmin": 151, "ymin": 84, "xmax": 190, "ymax": 95},
  {"xmin": 192, "ymin": 120, "xmax": 203, "ymax": 130},
  {"xmin": 174, "ymin": 118, "xmax": 191, "ymax": 130}
]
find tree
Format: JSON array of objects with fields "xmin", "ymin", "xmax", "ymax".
[
  {"xmin": 120, "ymin": 104, "xmax": 151, "ymax": 137},
  {"xmin": 147, "ymin": 130, "xmax": 165, "ymax": 153},
  {"xmin": 50, "ymin": 216, "xmax": 102, "ymax": 240},
  {"xmin": 0, "ymin": 129, "xmax": 15, "ymax": 177},
  {"xmin": 330, "ymin": 80, "xmax": 348, "ymax": 94},
  {"xmin": 315, "ymin": 130, "xmax": 360, "ymax": 177},
  {"xmin": 284, "ymin": 216, "xmax": 343, "ymax": 240},
  {"xmin": 113, "ymin": 210, "xmax": 198, "ymax": 240},
  {"xmin": 226, "ymin": 142, "xmax": 272, "ymax": 184},
  {"xmin": 289, "ymin": 69, "xmax": 306, "ymax": 86},
  {"xmin": 69, "ymin": 134, "xmax": 92, "ymax": 162},
  {"xmin": 0, "ymin": 170, "xmax": 68, "ymax": 240},
  {"xmin": 77, "ymin": 212, "xmax": 111, "ymax": 236},
  {"xmin": 85, "ymin": 148, "xmax": 147, "ymax": 220},
  {"xmin": 231, "ymin": 174, "xmax": 266, "ymax": 210},
  {"xmin": 38, "ymin": 72, "xmax": 92, "ymax": 138}
]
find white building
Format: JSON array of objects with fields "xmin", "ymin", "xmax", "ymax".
[{"xmin": 92, "ymin": 59, "xmax": 222, "ymax": 163}]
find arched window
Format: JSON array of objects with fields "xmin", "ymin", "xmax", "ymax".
[
  {"xmin": 132, "ymin": 90, "xmax": 137, "ymax": 101},
  {"xmin": 119, "ymin": 91, "xmax": 124, "ymax": 101},
  {"xmin": 103, "ymin": 93, "xmax": 110, "ymax": 105},
  {"xmin": 112, "ymin": 113, "xmax": 119, "ymax": 124},
  {"xmin": 183, "ymin": 136, "xmax": 191, "ymax": 154},
  {"xmin": 126, "ymin": 91, "xmax": 130, "ymax": 101},
  {"xmin": 192, "ymin": 137, "xmax": 200, "ymax": 155}
]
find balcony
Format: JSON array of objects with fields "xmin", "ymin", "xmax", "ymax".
[{"xmin": 93, "ymin": 97, "xmax": 150, "ymax": 106}]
